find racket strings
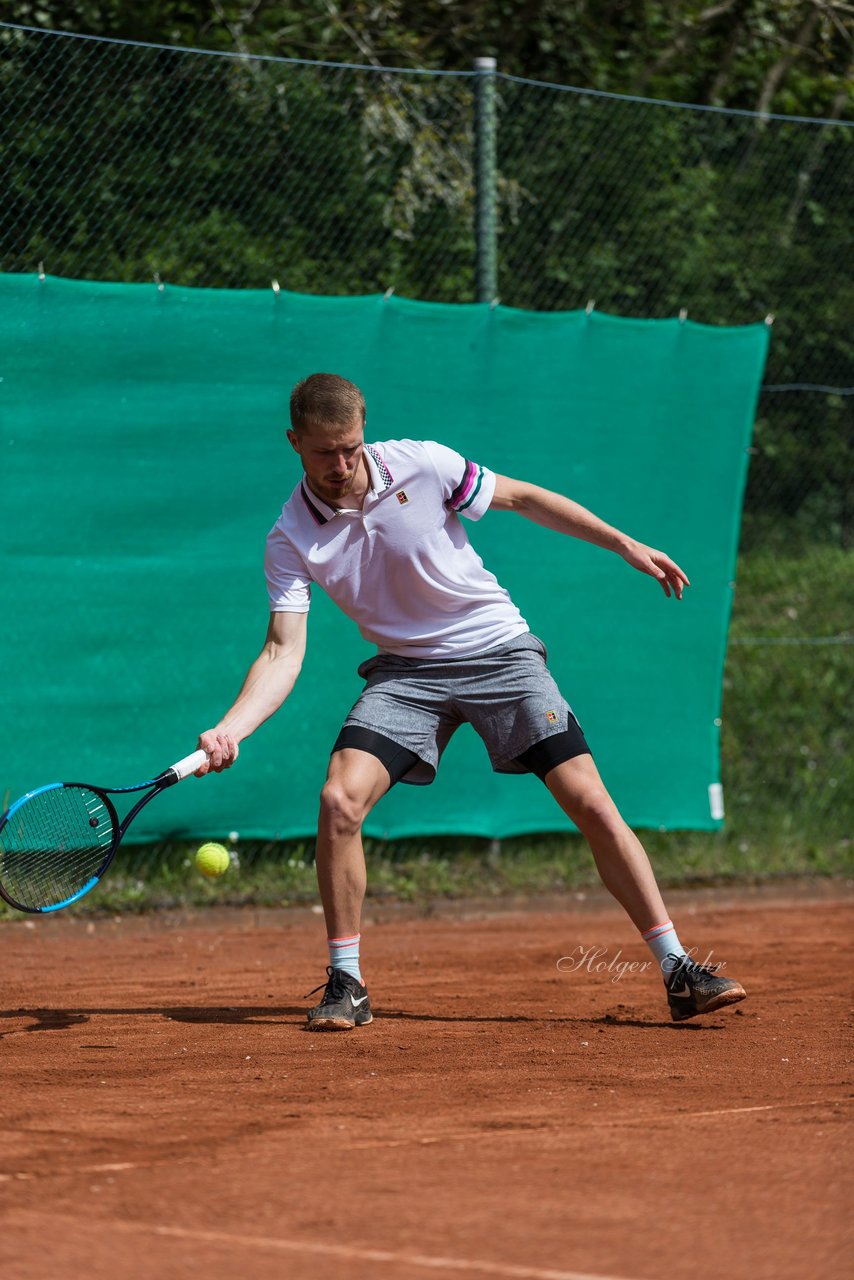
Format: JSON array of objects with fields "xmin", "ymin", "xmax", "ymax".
[{"xmin": 0, "ymin": 786, "xmax": 115, "ymax": 909}]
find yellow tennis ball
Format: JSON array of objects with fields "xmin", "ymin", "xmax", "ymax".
[{"xmin": 194, "ymin": 842, "xmax": 231, "ymax": 879}]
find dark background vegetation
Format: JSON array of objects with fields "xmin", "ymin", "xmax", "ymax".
[{"xmin": 3, "ymin": 2, "xmax": 851, "ymax": 544}]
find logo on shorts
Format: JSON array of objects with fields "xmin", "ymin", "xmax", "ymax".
[
  {"xmin": 396, "ymin": 490, "xmax": 409, "ymax": 505},
  {"xmin": 546, "ymin": 709, "xmax": 558, "ymax": 723}
]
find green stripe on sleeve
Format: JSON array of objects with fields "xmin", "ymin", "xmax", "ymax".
[{"xmin": 456, "ymin": 467, "xmax": 484, "ymax": 511}]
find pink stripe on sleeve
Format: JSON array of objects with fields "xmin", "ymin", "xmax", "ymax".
[{"xmin": 450, "ymin": 460, "xmax": 477, "ymax": 509}]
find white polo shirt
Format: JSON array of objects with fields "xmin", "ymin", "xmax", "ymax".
[{"xmin": 264, "ymin": 438, "xmax": 529, "ymax": 658}]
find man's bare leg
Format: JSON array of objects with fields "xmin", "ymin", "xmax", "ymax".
[
  {"xmin": 544, "ymin": 753, "xmax": 668, "ymax": 931},
  {"xmin": 544, "ymin": 752, "xmax": 746, "ymax": 1018},
  {"xmin": 315, "ymin": 747, "xmax": 391, "ymax": 938},
  {"xmin": 306, "ymin": 748, "xmax": 392, "ymax": 1029}
]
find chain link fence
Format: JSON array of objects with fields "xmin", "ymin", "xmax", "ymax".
[{"xmin": 1, "ymin": 22, "xmax": 851, "ymax": 854}]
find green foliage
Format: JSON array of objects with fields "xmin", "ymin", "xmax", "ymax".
[
  {"xmin": 2, "ymin": 7, "xmax": 849, "ymax": 541},
  {"xmin": 727, "ymin": 544, "xmax": 852, "ymax": 815},
  {"xmin": 7, "ymin": 1, "xmax": 851, "ymax": 113},
  {"xmin": 744, "ymin": 395, "xmax": 853, "ymax": 548}
]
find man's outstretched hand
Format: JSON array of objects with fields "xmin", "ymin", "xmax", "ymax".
[
  {"xmin": 621, "ymin": 540, "xmax": 690, "ymax": 599},
  {"xmin": 194, "ymin": 730, "xmax": 240, "ymax": 776}
]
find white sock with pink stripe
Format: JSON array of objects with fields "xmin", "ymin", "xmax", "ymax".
[
  {"xmin": 641, "ymin": 920, "xmax": 685, "ymax": 975},
  {"xmin": 328, "ymin": 933, "xmax": 362, "ymax": 983}
]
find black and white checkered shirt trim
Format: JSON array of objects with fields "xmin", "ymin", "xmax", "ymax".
[{"xmin": 364, "ymin": 444, "xmax": 394, "ymax": 490}]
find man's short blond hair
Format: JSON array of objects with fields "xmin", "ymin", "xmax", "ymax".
[{"xmin": 289, "ymin": 373, "xmax": 366, "ymax": 436}]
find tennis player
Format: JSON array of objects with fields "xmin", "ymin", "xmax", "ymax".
[{"xmin": 196, "ymin": 373, "xmax": 746, "ymax": 1029}]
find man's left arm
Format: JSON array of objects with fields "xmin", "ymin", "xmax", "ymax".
[{"xmin": 489, "ymin": 474, "xmax": 689, "ymax": 600}]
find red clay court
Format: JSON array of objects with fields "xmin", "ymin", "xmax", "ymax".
[{"xmin": 1, "ymin": 883, "xmax": 851, "ymax": 1280}]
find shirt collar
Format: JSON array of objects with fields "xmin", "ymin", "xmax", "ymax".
[
  {"xmin": 299, "ymin": 443, "xmax": 390, "ymax": 526},
  {"xmin": 299, "ymin": 480, "xmax": 334, "ymax": 525},
  {"xmin": 363, "ymin": 443, "xmax": 393, "ymax": 493}
]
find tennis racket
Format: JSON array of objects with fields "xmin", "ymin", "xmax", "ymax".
[{"xmin": 0, "ymin": 749, "xmax": 209, "ymax": 914}]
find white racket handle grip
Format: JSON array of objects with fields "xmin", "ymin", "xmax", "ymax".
[{"xmin": 169, "ymin": 749, "xmax": 210, "ymax": 781}]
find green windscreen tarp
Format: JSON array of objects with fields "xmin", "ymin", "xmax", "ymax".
[{"xmin": 0, "ymin": 275, "xmax": 769, "ymax": 839}]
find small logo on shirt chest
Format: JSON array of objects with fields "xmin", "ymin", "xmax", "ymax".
[{"xmin": 395, "ymin": 490, "xmax": 410, "ymax": 505}]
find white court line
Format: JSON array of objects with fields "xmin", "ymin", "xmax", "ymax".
[
  {"xmin": 0, "ymin": 1157, "xmax": 196, "ymax": 1183},
  {"xmin": 9, "ymin": 1212, "xmax": 640, "ymax": 1280},
  {"xmin": 0, "ymin": 1099, "xmax": 846, "ymax": 1181},
  {"xmin": 343, "ymin": 1098, "xmax": 849, "ymax": 1149},
  {"xmin": 662, "ymin": 1100, "xmax": 848, "ymax": 1120},
  {"xmin": 153, "ymin": 1224, "xmax": 637, "ymax": 1280}
]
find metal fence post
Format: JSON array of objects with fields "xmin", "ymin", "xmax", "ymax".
[{"xmin": 474, "ymin": 56, "xmax": 497, "ymax": 303}]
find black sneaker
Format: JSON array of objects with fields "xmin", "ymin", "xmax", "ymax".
[
  {"xmin": 665, "ymin": 954, "xmax": 746, "ymax": 1022},
  {"xmin": 305, "ymin": 966, "xmax": 373, "ymax": 1031}
]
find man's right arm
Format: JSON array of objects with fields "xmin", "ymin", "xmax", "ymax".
[{"xmin": 194, "ymin": 610, "xmax": 308, "ymax": 775}]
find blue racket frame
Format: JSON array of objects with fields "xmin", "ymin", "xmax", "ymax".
[{"xmin": 0, "ymin": 749, "xmax": 207, "ymax": 914}]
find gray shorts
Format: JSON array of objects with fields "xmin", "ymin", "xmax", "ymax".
[{"xmin": 339, "ymin": 632, "xmax": 588, "ymax": 786}]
